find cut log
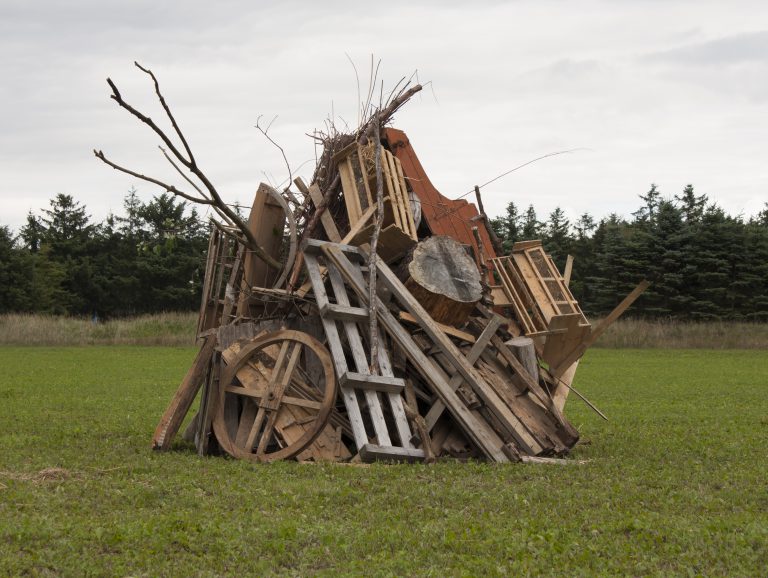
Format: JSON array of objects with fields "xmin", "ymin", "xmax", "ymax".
[
  {"xmin": 505, "ymin": 336, "xmax": 539, "ymax": 390},
  {"xmin": 403, "ymin": 235, "xmax": 482, "ymax": 326}
]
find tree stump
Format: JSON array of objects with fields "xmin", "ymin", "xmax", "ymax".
[{"xmin": 403, "ymin": 236, "xmax": 482, "ymax": 326}]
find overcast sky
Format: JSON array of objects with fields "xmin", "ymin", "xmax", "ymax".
[{"xmin": 1, "ymin": 1, "xmax": 766, "ymax": 232}]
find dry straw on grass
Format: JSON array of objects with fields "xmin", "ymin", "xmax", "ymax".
[
  {"xmin": 0, "ymin": 467, "xmax": 78, "ymax": 484},
  {"xmin": 0, "ymin": 312, "xmax": 197, "ymax": 347},
  {"xmin": 590, "ymin": 318, "xmax": 768, "ymax": 349},
  {"xmin": 1, "ymin": 313, "xmax": 766, "ymax": 349}
]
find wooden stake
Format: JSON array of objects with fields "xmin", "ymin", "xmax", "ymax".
[{"xmin": 368, "ymin": 118, "xmax": 384, "ymax": 374}]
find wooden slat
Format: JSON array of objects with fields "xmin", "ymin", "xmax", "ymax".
[
  {"xmin": 359, "ymin": 444, "xmax": 425, "ymax": 463},
  {"xmin": 307, "ymin": 183, "xmax": 341, "ymax": 243},
  {"xmin": 340, "ymin": 372, "xmax": 406, "ymax": 393},
  {"xmin": 393, "ymin": 155, "xmax": 418, "ymax": 240},
  {"xmin": 325, "ymin": 262, "xmax": 392, "ymax": 447},
  {"xmin": 321, "ymin": 303, "xmax": 369, "ymax": 322},
  {"xmin": 339, "ymin": 157, "xmax": 362, "ymax": 225},
  {"xmin": 424, "ymin": 314, "xmax": 503, "ymax": 431},
  {"xmin": 398, "ymin": 311, "xmax": 476, "ymax": 343}
]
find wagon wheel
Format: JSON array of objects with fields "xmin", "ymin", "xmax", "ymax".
[{"xmin": 213, "ymin": 330, "xmax": 337, "ymax": 463}]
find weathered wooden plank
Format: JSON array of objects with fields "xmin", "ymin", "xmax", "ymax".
[
  {"xmin": 398, "ymin": 311, "xmax": 476, "ymax": 343},
  {"xmin": 307, "ymin": 182, "xmax": 341, "ymax": 243},
  {"xmin": 424, "ymin": 315, "xmax": 503, "ymax": 431},
  {"xmin": 152, "ymin": 335, "xmax": 216, "ymax": 450},
  {"xmin": 321, "ymin": 303, "xmax": 369, "ymax": 322},
  {"xmin": 359, "ymin": 444, "xmax": 425, "ymax": 463},
  {"xmin": 339, "ymin": 372, "xmax": 406, "ymax": 393}
]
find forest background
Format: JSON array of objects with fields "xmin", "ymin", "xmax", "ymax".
[{"xmin": 2, "ymin": 185, "xmax": 767, "ymax": 321}]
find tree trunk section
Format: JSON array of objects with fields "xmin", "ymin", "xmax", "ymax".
[{"xmin": 403, "ymin": 236, "xmax": 482, "ymax": 326}]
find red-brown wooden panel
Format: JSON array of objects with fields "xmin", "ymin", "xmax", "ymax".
[{"xmin": 383, "ymin": 128, "xmax": 498, "ymax": 272}]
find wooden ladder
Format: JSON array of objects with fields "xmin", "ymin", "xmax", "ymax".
[{"xmin": 303, "ymin": 242, "xmax": 424, "ymax": 463}]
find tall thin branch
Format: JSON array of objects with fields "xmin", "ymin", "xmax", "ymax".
[
  {"xmin": 367, "ymin": 117, "xmax": 384, "ymax": 374},
  {"xmin": 134, "ymin": 61, "xmax": 196, "ymax": 165}
]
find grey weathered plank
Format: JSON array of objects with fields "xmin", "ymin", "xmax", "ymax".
[{"xmin": 423, "ymin": 315, "xmax": 503, "ymax": 431}]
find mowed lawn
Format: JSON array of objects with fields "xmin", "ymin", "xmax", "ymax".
[{"xmin": 0, "ymin": 347, "xmax": 766, "ymax": 576}]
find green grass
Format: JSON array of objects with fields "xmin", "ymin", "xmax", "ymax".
[{"xmin": 1, "ymin": 347, "xmax": 766, "ymax": 576}]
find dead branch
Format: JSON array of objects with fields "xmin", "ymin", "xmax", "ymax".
[
  {"xmin": 367, "ymin": 117, "xmax": 384, "ymax": 374},
  {"xmin": 96, "ymin": 62, "xmax": 282, "ymax": 271},
  {"xmin": 255, "ymin": 115, "xmax": 301, "ymax": 206},
  {"xmin": 474, "ymin": 185, "xmax": 504, "ymax": 255},
  {"xmin": 93, "ymin": 149, "xmax": 212, "ymax": 206},
  {"xmin": 358, "ymin": 84, "xmax": 422, "ymax": 143}
]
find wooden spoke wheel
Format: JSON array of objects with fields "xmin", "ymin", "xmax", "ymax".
[{"xmin": 213, "ymin": 330, "xmax": 337, "ymax": 463}]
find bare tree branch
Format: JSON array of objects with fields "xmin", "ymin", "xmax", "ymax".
[
  {"xmin": 99, "ymin": 65, "xmax": 283, "ymax": 271},
  {"xmin": 367, "ymin": 117, "xmax": 384, "ymax": 374},
  {"xmin": 134, "ymin": 61, "xmax": 196, "ymax": 165},
  {"xmin": 93, "ymin": 149, "xmax": 212, "ymax": 205}
]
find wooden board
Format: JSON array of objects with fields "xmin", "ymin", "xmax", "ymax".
[
  {"xmin": 152, "ymin": 335, "xmax": 215, "ymax": 450},
  {"xmin": 239, "ymin": 183, "xmax": 286, "ymax": 303},
  {"xmin": 383, "ymin": 128, "xmax": 497, "ymax": 271}
]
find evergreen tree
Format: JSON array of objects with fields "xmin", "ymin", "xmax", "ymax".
[
  {"xmin": 20, "ymin": 212, "xmax": 44, "ymax": 253},
  {"xmin": 521, "ymin": 205, "xmax": 541, "ymax": 239},
  {"xmin": 676, "ymin": 184, "xmax": 707, "ymax": 223},
  {"xmin": 542, "ymin": 207, "xmax": 571, "ymax": 268},
  {"xmin": 0, "ymin": 226, "xmax": 36, "ymax": 312},
  {"xmin": 633, "ymin": 183, "xmax": 661, "ymax": 225},
  {"xmin": 490, "ymin": 201, "xmax": 522, "ymax": 252}
]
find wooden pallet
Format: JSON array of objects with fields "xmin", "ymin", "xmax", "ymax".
[
  {"xmin": 492, "ymin": 240, "xmax": 589, "ymax": 332},
  {"xmin": 334, "ymin": 141, "xmax": 418, "ymax": 249},
  {"xmin": 312, "ymin": 239, "xmax": 580, "ymax": 461},
  {"xmin": 303, "ymin": 242, "xmax": 423, "ymax": 462}
]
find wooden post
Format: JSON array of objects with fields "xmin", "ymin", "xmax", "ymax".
[{"xmin": 505, "ymin": 336, "xmax": 539, "ymax": 390}]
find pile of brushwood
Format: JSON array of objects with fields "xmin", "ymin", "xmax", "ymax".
[{"xmin": 96, "ymin": 63, "xmax": 647, "ymax": 464}]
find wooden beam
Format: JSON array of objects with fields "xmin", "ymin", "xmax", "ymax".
[
  {"xmin": 152, "ymin": 335, "xmax": 215, "ymax": 450},
  {"xmin": 551, "ymin": 279, "xmax": 651, "ymax": 376},
  {"xmin": 563, "ymin": 255, "xmax": 574, "ymax": 287},
  {"xmin": 398, "ymin": 311, "xmax": 476, "ymax": 343},
  {"xmin": 307, "ymin": 183, "xmax": 341, "ymax": 243}
]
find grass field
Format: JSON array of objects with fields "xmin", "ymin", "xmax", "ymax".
[{"xmin": 1, "ymin": 347, "xmax": 766, "ymax": 576}]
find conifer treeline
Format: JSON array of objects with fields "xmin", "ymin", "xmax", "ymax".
[
  {"xmin": 1, "ymin": 185, "xmax": 766, "ymax": 320},
  {"xmin": 0, "ymin": 190, "xmax": 209, "ymax": 316},
  {"xmin": 490, "ymin": 185, "xmax": 768, "ymax": 320}
]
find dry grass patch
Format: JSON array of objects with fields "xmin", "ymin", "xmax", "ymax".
[
  {"xmin": 591, "ymin": 317, "xmax": 768, "ymax": 349},
  {"xmin": 0, "ymin": 312, "xmax": 197, "ymax": 346}
]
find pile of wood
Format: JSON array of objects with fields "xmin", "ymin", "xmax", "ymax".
[{"xmin": 135, "ymin": 76, "xmax": 648, "ymax": 464}]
